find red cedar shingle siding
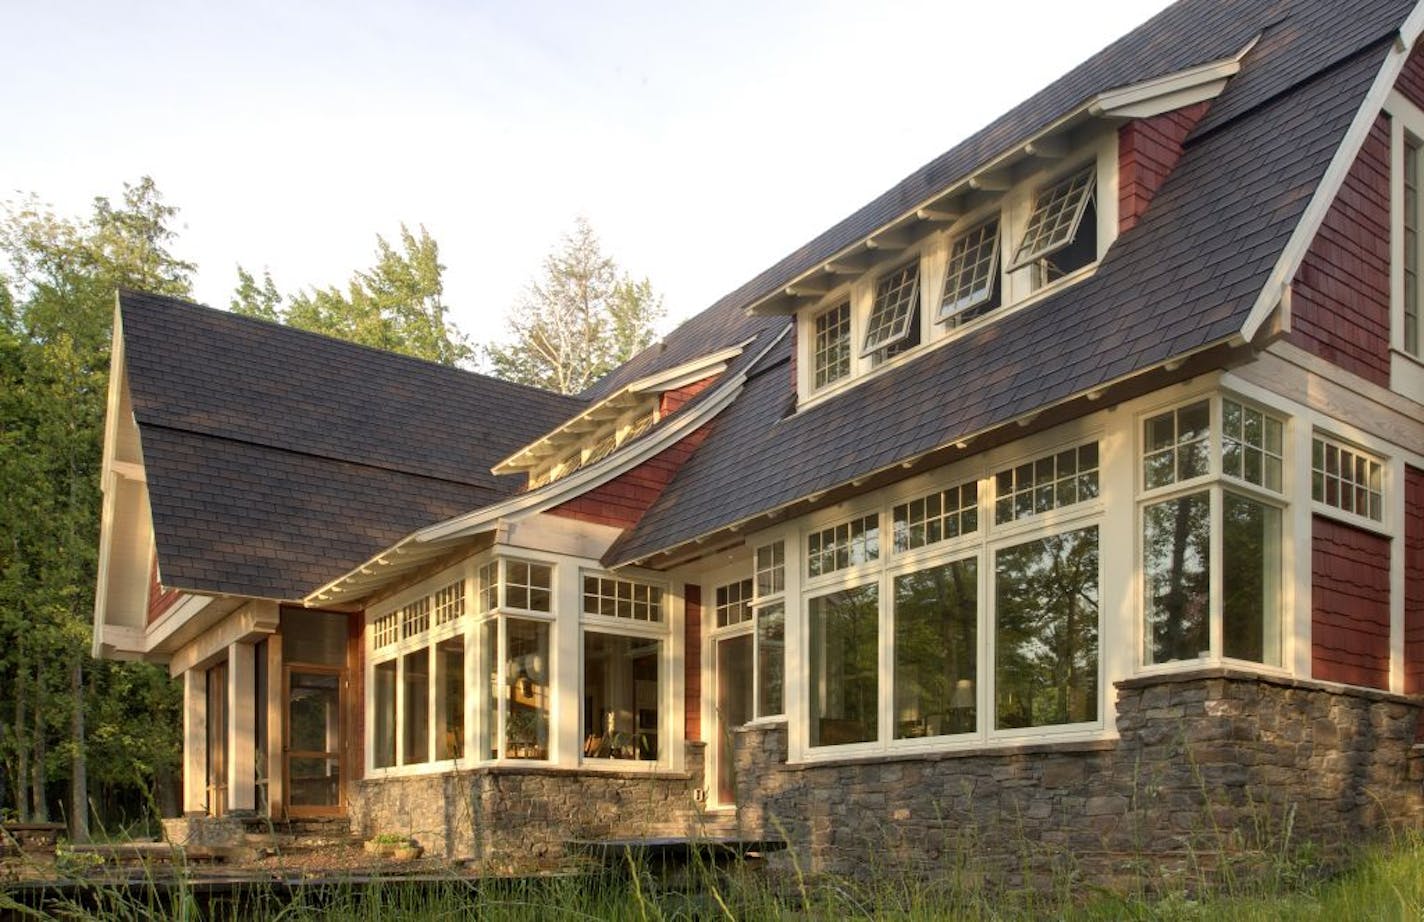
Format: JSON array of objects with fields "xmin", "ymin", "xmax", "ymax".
[
  {"xmin": 1312, "ymin": 515, "xmax": 1392, "ymax": 689},
  {"xmin": 788, "ymin": 322, "xmax": 797, "ymax": 393},
  {"xmin": 548, "ymin": 426, "xmax": 712, "ymax": 529},
  {"xmin": 685, "ymin": 584, "xmax": 702, "ymax": 742},
  {"xmin": 1395, "ymin": 42, "xmax": 1424, "ymax": 111},
  {"xmin": 658, "ymin": 376, "xmax": 717, "ymax": 418},
  {"xmin": 1117, "ymin": 102, "xmax": 1212, "ymax": 233},
  {"xmin": 1287, "ymin": 113, "xmax": 1392, "ymax": 387},
  {"xmin": 147, "ymin": 558, "xmax": 182, "ymax": 625},
  {"xmin": 1406, "ymin": 465, "xmax": 1424, "ymax": 694}
]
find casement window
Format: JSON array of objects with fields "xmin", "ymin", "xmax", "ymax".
[
  {"xmin": 806, "ymin": 514, "xmax": 880, "ymax": 577},
  {"xmin": 993, "ymin": 442, "xmax": 1100, "ymax": 525},
  {"xmin": 813, "ymin": 301, "xmax": 852, "ymax": 390},
  {"xmin": 1140, "ymin": 396, "xmax": 1285, "ymax": 668},
  {"xmin": 862, "ymin": 262, "xmax": 921, "ymax": 361},
  {"xmin": 1008, "ymin": 164, "xmax": 1098, "ymax": 287},
  {"xmin": 939, "ymin": 218, "xmax": 1002, "ymax": 327},
  {"xmin": 1311, "ymin": 435, "xmax": 1384, "ymax": 522},
  {"xmin": 370, "ymin": 576, "xmax": 471, "ymax": 769},
  {"xmin": 1404, "ymin": 134, "xmax": 1420, "ymax": 358}
]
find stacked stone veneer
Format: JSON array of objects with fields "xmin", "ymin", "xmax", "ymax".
[
  {"xmin": 349, "ymin": 741, "xmax": 707, "ymax": 865},
  {"xmin": 734, "ymin": 670, "xmax": 1424, "ymax": 889}
]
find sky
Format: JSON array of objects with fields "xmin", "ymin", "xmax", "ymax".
[{"xmin": 6, "ymin": 0, "xmax": 1174, "ymax": 352}]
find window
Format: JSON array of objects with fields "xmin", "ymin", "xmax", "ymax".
[
  {"xmin": 939, "ymin": 218, "xmax": 1001, "ymax": 326},
  {"xmin": 1143, "ymin": 400, "xmax": 1209, "ymax": 489},
  {"xmin": 402, "ymin": 649, "xmax": 429, "ymax": 765},
  {"xmin": 1008, "ymin": 165, "xmax": 1097, "ymax": 282},
  {"xmin": 892, "ymin": 481, "xmax": 978, "ymax": 552},
  {"xmin": 1311, "ymin": 436, "xmax": 1384, "ymax": 521},
  {"xmin": 583, "ymin": 575, "xmax": 664, "ymax": 622},
  {"xmin": 807, "ymin": 514, "xmax": 880, "ymax": 577},
  {"xmin": 400, "ymin": 597, "xmax": 430, "ymax": 640},
  {"xmin": 994, "ymin": 526, "xmax": 1099, "ymax": 729},
  {"xmin": 505, "ymin": 560, "xmax": 553, "ymax": 613},
  {"xmin": 813, "ymin": 301, "xmax": 852, "ymax": 389},
  {"xmin": 1139, "ymin": 396, "xmax": 1285, "ymax": 669},
  {"xmin": 753, "ymin": 540, "xmax": 786, "ymax": 718},
  {"xmin": 1222, "ymin": 400, "xmax": 1283, "ymax": 492},
  {"xmin": 434, "ymin": 637, "xmax": 464, "ymax": 760},
  {"xmin": 994, "ymin": 442, "xmax": 1099, "ymax": 524},
  {"xmin": 476, "ymin": 562, "xmax": 498, "ymax": 614},
  {"xmin": 373, "ymin": 659, "xmax": 397, "ymax": 768},
  {"xmin": 433, "ymin": 579, "xmax": 465, "ymax": 626},
  {"xmin": 894, "ymin": 558, "xmax": 977, "ymax": 739},
  {"xmin": 715, "ymin": 578, "xmax": 753, "ymax": 627},
  {"xmin": 372, "ymin": 612, "xmax": 398, "ymax": 650},
  {"xmin": 755, "ymin": 541, "xmax": 785, "ymax": 597},
  {"xmin": 862, "ymin": 262, "xmax": 921, "ymax": 359},
  {"xmin": 1406, "ymin": 135, "xmax": 1421, "ymax": 358},
  {"xmin": 808, "ymin": 585, "xmax": 879, "ymax": 747},
  {"xmin": 485, "ymin": 618, "xmax": 551, "ymax": 760},
  {"xmin": 583, "ymin": 632, "xmax": 661, "ymax": 761}
]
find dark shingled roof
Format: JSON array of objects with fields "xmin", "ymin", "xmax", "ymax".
[
  {"xmin": 603, "ymin": 0, "xmax": 1403, "ymax": 565},
  {"xmin": 122, "ymin": 291, "xmax": 584, "ymax": 598}
]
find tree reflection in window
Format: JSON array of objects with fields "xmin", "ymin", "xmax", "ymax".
[
  {"xmin": 994, "ymin": 526, "xmax": 1099, "ymax": 729},
  {"xmin": 893, "ymin": 558, "xmax": 977, "ymax": 738}
]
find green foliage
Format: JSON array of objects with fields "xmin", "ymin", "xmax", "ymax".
[
  {"xmin": 0, "ymin": 177, "xmax": 188, "ymax": 831},
  {"xmin": 234, "ymin": 225, "xmax": 473, "ymax": 366},
  {"xmin": 486, "ymin": 216, "xmax": 665, "ymax": 394}
]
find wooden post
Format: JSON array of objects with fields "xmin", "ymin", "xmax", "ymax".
[
  {"xmin": 227, "ymin": 642, "xmax": 256, "ymax": 813},
  {"xmin": 182, "ymin": 669, "xmax": 207, "ymax": 814},
  {"xmin": 266, "ymin": 633, "xmax": 284, "ymax": 819}
]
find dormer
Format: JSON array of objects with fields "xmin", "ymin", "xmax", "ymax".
[
  {"xmin": 492, "ymin": 343, "xmax": 747, "ymax": 489},
  {"xmin": 755, "ymin": 47, "xmax": 1249, "ymax": 409}
]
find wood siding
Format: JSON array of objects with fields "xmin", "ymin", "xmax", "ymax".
[
  {"xmin": 1117, "ymin": 102, "xmax": 1211, "ymax": 233},
  {"xmin": 1395, "ymin": 41, "xmax": 1424, "ymax": 111},
  {"xmin": 1406, "ymin": 465, "xmax": 1424, "ymax": 694},
  {"xmin": 1288, "ymin": 114, "xmax": 1392, "ymax": 387},
  {"xmin": 1312, "ymin": 515, "xmax": 1391, "ymax": 689},
  {"xmin": 658, "ymin": 375, "xmax": 717, "ymax": 418},
  {"xmin": 148, "ymin": 558, "xmax": 182, "ymax": 624},
  {"xmin": 547, "ymin": 425, "xmax": 713, "ymax": 529},
  {"xmin": 684, "ymin": 584, "xmax": 702, "ymax": 742}
]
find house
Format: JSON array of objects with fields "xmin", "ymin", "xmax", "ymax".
[{"xmin": 93, "ymin": 0, "xmax": 1424, "ymax": 882}]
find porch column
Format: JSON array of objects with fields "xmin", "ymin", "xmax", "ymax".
[
  {"xmin": 182, "ymin": 669, "xmax": 207, "ymax": 814},
  {"xmin": 227, "ymin": 641, "xmax": 256, "ymax": 813},
  {"xmin": 265, "ymin": 634, "xmax": 284, "ymax": 818}
]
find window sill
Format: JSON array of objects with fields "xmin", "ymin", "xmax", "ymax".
[
  {"xmin": 782, "ymin": 733, "xmax": 1118, "ymax": 772},
  {"xmin": 1309, "ymin": 501, "xmax": 1391, "ymax": 538},
  {"xmin": 361, "ymin": 760, "xmax": 691, "ymax": 781}
]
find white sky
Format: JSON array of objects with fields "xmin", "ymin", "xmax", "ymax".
[{"xmin": 5, "ymin": 0, "xmax": 1172, "ymax": 351}]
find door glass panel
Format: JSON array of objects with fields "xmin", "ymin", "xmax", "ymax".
[
  {"xmin": 288, "ymin": 757, "xmax": 340, "ymax": 808},
  {"xmin": 290, "ymin": 673, "xmax": 339, "ymax": 753},
  {"xmin": 716, "ymin": 634, "xmax": 753, "ymax": 804}
]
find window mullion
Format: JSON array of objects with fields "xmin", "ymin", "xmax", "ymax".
[
  {"xmin": 879, "ymin": 569, "xmax": 893, "ymax": 748},
  {"xmin": 1209, "ymin": 485, "xmax": 1224, "ymax": 662}
]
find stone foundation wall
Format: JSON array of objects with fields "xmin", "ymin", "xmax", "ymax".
[
  {"xmin": 734, "ymin": 670, "xmax": 1424, "ymax": 889},
  {"xmin": 349, "ymin": 741, "xmax": 707, "ymax": 867}
]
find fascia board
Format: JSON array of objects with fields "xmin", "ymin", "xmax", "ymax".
[
  {"xmin": 302, "ymin": 327, "xmax": 787, "ymax": 605},
  {"xmin": 1241, "ymin": 22, "xmax": 1419, "ymax": 342}
]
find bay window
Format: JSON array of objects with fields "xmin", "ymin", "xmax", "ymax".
[
  {"xmin": 581, "ymin": 573, "xmax": 667, "ymax": 763},
  {"xmin": 1140, "ymin": 396, "xmax": 1285, "ymax": 669},
  {"xmin": 478, "ymin": 559, "xmax": 554, "ymax": 762}
]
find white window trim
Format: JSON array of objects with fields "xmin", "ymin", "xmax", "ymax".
[
  {"xmin": 1386, "ymin": 90, "xmax": 1424, "ymax": 402},
  {"xmin": 1309, "ymin": 431, "xmax": 1392, "ymax": 536},
  {"xmin": 794, "ymin": 129, "xmax": 1118, "ymax": 411}
]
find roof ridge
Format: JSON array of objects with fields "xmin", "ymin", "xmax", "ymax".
[
  {"xmin": 135, "ymin": 416, "xmax": 514, "ymax": 496},
  {"xmin": 117, "ymin": 288, "xmax": 588, "ymax": 409}
]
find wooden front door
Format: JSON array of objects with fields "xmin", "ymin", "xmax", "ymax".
[{"xmin": 284, "ymin": 665, "xmax": 345, "ymax": 817}]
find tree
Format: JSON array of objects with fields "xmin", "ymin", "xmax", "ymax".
[
  {"xmin": 0, "ymin": 177, "xmax": 190, "ymax": 838},
  {"xmin": 486, "ymin": 217, "xmax": 665, "ymax": 395},
  {"xmin": 233, "ymin": 225, "xmax": 473, "ymax": 366}
]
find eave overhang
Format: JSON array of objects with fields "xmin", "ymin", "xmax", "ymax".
[
  {"xmin": 303, "ymin": 329, "xmax": 788, "ymax": 606},
  {"xmin": 744, "ymin": 45, "xmax": 1253, "ymax": 319},
  {"xmin": 491, "ymin": 343, "xmax": 749, "ymax": 476}
]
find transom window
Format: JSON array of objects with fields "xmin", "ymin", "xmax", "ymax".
[
  {"xmin": 583, "ymin": 575, "xmax": 664, "ymax": 622},
  {"xmin": 504, "ymin": 560, "xmax": 553, "ymax": 613},
  {"xmin": 433, "ymin": 579, "xmax": 465, "ymax": 626},
  {"xmin": 813, "ymin": 301, "xmax": 851, "ymax": 389},
  {"xmin": 892, "ymin": 481, "xmax": 979, "ymax": 551},
  {"xmin": 806, "ymin": 514, "xmax": 880, "ymax": 577},
  {"xmin": 372, "ymin": 612, "xmax": 398, "ymax": 650},
  {"xmin": 940, "ymin": 218, "xmax": 1002, "ymax": 327},
  {"xmin": 1008, "ymin": 165, "xmax": 1097, "ymax": 272},
  {"xmin": 993, "ymin": 442, "xmax": 1099, "ymax": 524},
  {"xmin": 755, "ymin": 541, "xmax": 785, "ymax": 597},
  {"xmin": 400, "ymin": 597, "xmax": 430, "ymax": 639},
  {"xmin": 1143, "ymin": 400, "xmax": 1210, "ymax": 489},
  {"xmin": 1222, "ymin": 400, "xmax": 1283, "ymax": 492},
  {"xmin": 715, "ymin": 578, "xmax": 753, "ymax": 627},
  {"xmin": 862, "ymin": 262, "xmax": 920, "ymax": 357},
  {"xmin": 1311, "ymin": 436, "xmax": 1383, "ymax": 522},
  {"xmin": 1406, "ymin": 134, "xmax": 1421, "ymax": 358}
]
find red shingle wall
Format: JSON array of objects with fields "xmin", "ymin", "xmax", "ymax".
[
  {"xmin": 1394, "ymin": 42, "xmax": 1424, "ymax": 110},
  {"xmin": 685, "ymin": 584, "xmax": 702, "ymax": 742},
  {"xmin": 147, "ymin": 557, "xmax": 181, "ymax": 625},
  {"xmin": 548, "ymin": 425, "xmax": 712, "ymax": 529},
  {"xmin": 1117, "ymin": 101, "xmax": 1211, "ymax": 233},
  {"xmin": 1406, "ymin": 465, "xmax": 1424, "ymax": 694},
  {"xmin": 1312, "ymin": 515, "xmax": 1392, "ymax": 689},
  {"xmin": 788, "ymin": 322, "xmax": 798, "ymax": 394},
  {"xmin": 658, "ymin": 375, "xmax": 717, "ymax": 418},
  {"xmin": 1288, "ymin": 114, "xmax": 1392, "ymax": 387}
]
